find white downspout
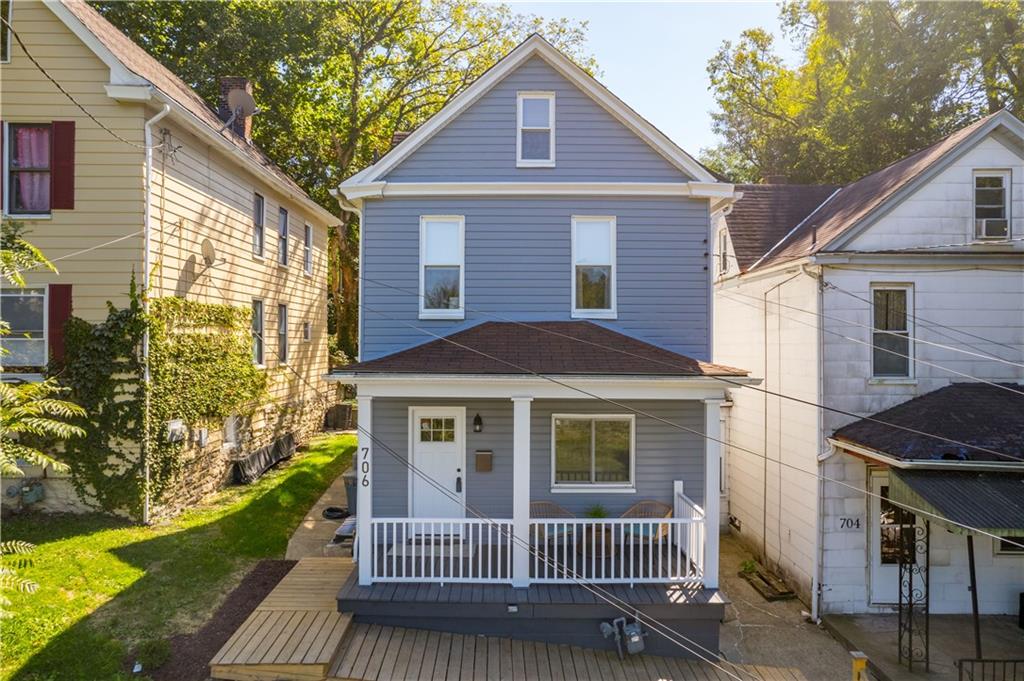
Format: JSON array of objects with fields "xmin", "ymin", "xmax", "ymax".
[{"xmin": 141, "ymin": 103, "xmax": 170, "ymax": 526}]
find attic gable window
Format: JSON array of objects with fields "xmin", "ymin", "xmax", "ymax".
[
  {"xmin": 517, "ymin": 92, "xmax": 555, "ymax": 167},
  {"xmin": 974, "ymin": 171, "xmax": 1010, "ymax": 240}
]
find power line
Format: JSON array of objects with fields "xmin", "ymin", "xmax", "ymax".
[
  {"xmin": 356, "ymin": 301, "xmax": 1024, "ymax": 551},
  {"xmin": 718, "ymin": 289, "xmax": 1024, "ymax": 395},
  {"xmin": 8, "ymin": 230, "xmax": 146, "ymax": 275},
  {"xmin": 1, "ymin": 15, "xmax": 158, "ymax": 150},
  {"xmin": 720, "ymin": 284, "xmax": 1024, "ymax": 370},
  {"xmin": 360, "ymin": 275, "xmax": 1024, "ymax": 464}
]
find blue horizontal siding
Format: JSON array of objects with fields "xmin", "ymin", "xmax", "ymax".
[
  {"xmin": 383, "ymin": 56, "xmax": 690, "ymax": 183},
  {"xmin": 361, "ymin": 196, "xmax": 711, "ymax": 361}
]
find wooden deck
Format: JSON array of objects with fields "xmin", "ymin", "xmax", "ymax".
[
  {"xmin": 328, "ymin": 622, "xmax": 810, "ymax": 681},
  {"xmin": 210, "ymin": 557, "xmax": 354, "ymax": 681}
]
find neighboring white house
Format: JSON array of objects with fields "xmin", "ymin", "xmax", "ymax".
[{"xmin": 713, "ymin": 110, "xmax": 1024, "ymax": 619}]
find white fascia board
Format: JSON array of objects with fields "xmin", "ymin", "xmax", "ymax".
[
  {"xmin": 104, "ymin": 84, "xmax": 153, "ymax": 102},
  {"xmin": 811, "ymin": 252, "xmax": 1024, "ymax": 267},
  {"xmin": 339, "ymin": 181, "xmax": 736, "ymax": 201},
  {"xmin": 323, "ymin": 373, "xmax": 755, "ymax": 400},
  {"xmin": 44, "ymin": 1, "xmax": 147, "ymax": 86},
  {"xmin": 341, "ymin": 35, "xmax": 719, "ymax": 187},
  {"xmin": 828, "ymin": 437, "xmax": 1024, "ymax": 472}
]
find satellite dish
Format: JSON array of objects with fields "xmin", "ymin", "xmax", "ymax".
[
  {"xmin": 201, "ymin": 238, "xmax": 217, "ymax": 266},
  {"xmin": 227, "ymin": 88, "xmax": 257, "ymax": 119}
]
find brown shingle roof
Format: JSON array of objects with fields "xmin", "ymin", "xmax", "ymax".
[
  {"xmin": 60, "ymin": 0, "xmax": 316, "ymax": 202},
  {"xmin": 727, "ymin": 184, "xmax": 839, "ymax": 271},
  {"xmin": 754, "ymin": 111, "xmax": 1005, "ymax": 269},
  {"xmin": 832, "ymin": 383, "xmax": 1024, "ymax": 463},
  {"xmin": 340, "ymin": 321, "xmax": 748, "ymax": 377}
]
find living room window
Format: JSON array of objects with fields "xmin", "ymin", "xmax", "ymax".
[
  {"xmin": 552, "ymin": 414, "xmax": 634, "ymax": 490},
  {"xmin": 517, "ymin": 92, "xmax": 555, "ymax": 167},
  {"xmin": 871, "ymin": 285, "xmax": 913, "ymax": 378}
]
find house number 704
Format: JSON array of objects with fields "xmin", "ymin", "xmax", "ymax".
[{"xmin": 360, "ymin": 447, "xmax": 370, "ymax": 486}]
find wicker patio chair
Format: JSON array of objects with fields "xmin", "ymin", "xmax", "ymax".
[
  {"xmin": 530, "ymin": 501, "xmax": 575, "ymax": 545},
  {"xmin": 620, "ymin": 500, "xmax": 673, "ymax": 542}
]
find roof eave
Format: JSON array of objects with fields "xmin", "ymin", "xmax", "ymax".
[{"xmin": 828, "ymin": 437, "xmax": 1024, "ymax": 472}]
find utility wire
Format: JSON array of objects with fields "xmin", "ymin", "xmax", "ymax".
[
  {"xmin": 719, "ymin": 285, "xmax": 1024, "ymax": 370},
  {"xmin": 1, "ymin": 16, "xmax": 159, "ymax": 150},
  {"xmin": 718, "ymin": 289, "xmax": 1024, "ymax": 395},
  {"xmin": 356, "ymin": 301, "xmax": 1024, "ymax": 551},
  {"xmin": 360, "ymin": 275, "xmax": 1024, "ymax": 463},
  {"xmin": 8, "ymin": 230, "xmax": 146, "ymax": 275}
]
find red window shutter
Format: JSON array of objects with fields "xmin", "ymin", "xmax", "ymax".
[
  {"xmin": 50, "ymin": 121, "xmax": 75, "ymax": 210},
  {"xmin": 48, "ymin": 284, "xmax": 73, "ymax": 366}
]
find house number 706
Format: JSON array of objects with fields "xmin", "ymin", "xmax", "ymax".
[{"xmin": 360, "ymin": 447, "xmax": 370, "ymax": 486}]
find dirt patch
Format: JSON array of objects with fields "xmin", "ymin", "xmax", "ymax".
[{"xmin": 143, "ymin": 559, "xmax": 296, "ymax": 681}]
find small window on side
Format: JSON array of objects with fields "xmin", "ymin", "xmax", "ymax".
[
  {"xmin": 517, "ymin": 92, "xmax": 554, "ymax": 167},
  {"xmin": 419, "ymin": 216, "xmax": 464, "ymax": 319},
  {"xmin": 253, "ymin": 193, "xmax": 265, "ymax": 257},
  {"xmin": 974, "ymin": 171, "xmax": 1010, "ymax": 240},
  {"xmin": 572, "ymin": 216, "xmax": 616, "ymax": 319},
  {"xmin": 0, "ymin": 286, "xmax": 46, "ymax": 366},
  {"xmin": 303, "ymin": 224, "xmax": 313, "ymax": 274},
  {"xmin": 871, "ymin": 285, "xmax": 913, "ymax": 378},
  {"xmin": 251, "ymin": 299, "xmax": 264, "ymax": 365},
  {"xmin": 277, "ymin": 304, "xmax": 288, "ymax": 363},
  {"xmin": 278, "ymin": 207, "xmax": 289, "ymax": 266},
  {"xmin": 996, "ymin": 536, "xmax": 1024, "ymax": 555},
  {"xmin": 1, "ymin": 1, "xmax": 12, "ymax": 64},
  {"xmin": 303, "ymin": 321, "xmax": 311, "ymax": 342},
  {"xmin": 718, "ymin": 229, "xmax": 729, "ymax": 274}
]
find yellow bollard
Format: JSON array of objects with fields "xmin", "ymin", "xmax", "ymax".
[{"xmin": 850, "ymin": 651, "xmax": 869, "ymax": 681}]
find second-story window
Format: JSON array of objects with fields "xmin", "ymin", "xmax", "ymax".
[
  {"xmin": 278, "ymin": 207, "xmax": 289, "ymax": 266},
  {"xmin": 517, "ymin": 92, "xmax": 555, "ymax": 167},
  {"xmin": 7, "ymin": 124, "xmax": 51, "ymax": 215},
  {"xmin": 303, "ymin": 224, "xmax": 312, "ymax": 275},
  {"xmin": 871, "ymin": 285, "xmax": 913, "ymax": 379},
  {"xmin": 974, "ymin": 171, "xmax": 1010, "ymax": 239},
  {"xmin": 572, "ymin": 216, "xmax": 616, "ymax": 319},
  {"xmin": 277, "ymin": 304, "xmax": 288, "ymax": 363},
  {"xmin": 252, "ymin": 193, "xmax": 265, "ymax": 257},
  {"xmin": 1, "ymin": 1, "xmax": 12, "ymax": 63},
  {"xmin": 419, "ymin": 216, "xmax": 464, "ymax": 319}
]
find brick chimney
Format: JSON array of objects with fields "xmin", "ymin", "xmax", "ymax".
[{"xmin": 217, "ymin": 76, "xmax": 253, "ymax": 142}]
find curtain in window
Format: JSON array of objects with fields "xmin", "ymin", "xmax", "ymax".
[{"xmin": 13, "ymin": 126, "xmax": 50, "ymax": 212}]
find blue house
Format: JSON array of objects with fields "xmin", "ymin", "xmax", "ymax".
[{"xmin": 329, "ymin": 35, "xmax": 754, "ymax": 656}]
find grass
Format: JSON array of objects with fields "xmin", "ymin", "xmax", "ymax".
[{"xmin": 1, "ymin": 433, "xmax": 355, "ymax": 681}]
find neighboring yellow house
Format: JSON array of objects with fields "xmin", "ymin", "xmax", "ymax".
[{"xmin": 0, "ymin": 0, "xmax": 339, "ymax": 515}]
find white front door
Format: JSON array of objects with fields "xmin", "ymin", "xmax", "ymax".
[
  {"xmin": 869, "ymin": 471, "xmax": 916, "ymax": 604},
  {"xmin": 409, "ymin": 407, "xmax": 466, "ymax": 521}
]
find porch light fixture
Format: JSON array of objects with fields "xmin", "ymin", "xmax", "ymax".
[{"xmin": 473, "ymin": 413, "xmax": 483, "ymax": 433}]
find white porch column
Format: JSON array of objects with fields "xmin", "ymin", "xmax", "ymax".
[
  {"xmin": 357, "ymin": 395, "xmax": 374, "ymax": 585},
  {"xmin": 511, "ymin": 396, "xmax": 533, "ymax": 588},
  {"xmin": 703, "ymin": 398, "xmax": 724, "ymax": 590}
]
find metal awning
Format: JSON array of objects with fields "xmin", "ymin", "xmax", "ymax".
[{"xmin": 890, "ymin": 470, "xmax": 1024, "ymax": 537}]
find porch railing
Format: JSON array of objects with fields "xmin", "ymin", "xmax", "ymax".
[
  {"xmin": 957, "ymin": 659, "xmax": 1024, "ymax": 681},
  {"xmin": 369, "ymin": 518, "xmax": 514, "ymax": 583}
]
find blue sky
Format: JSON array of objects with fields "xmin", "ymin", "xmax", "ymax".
[{"xmin": 510, "ymin": 1, "xmax": 798, "ymax": 156}]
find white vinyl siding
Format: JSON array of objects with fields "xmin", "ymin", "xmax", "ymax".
[
  {"xmin": 516, "ymin": 91, "xmax": 555, "ymax": 167},
  {"xmin": 571, "ymin": 215, "xmax": 616, "ymax": 319},
  {"xmin": 419, "ymin": 215, "xmax": 464, "ymax": 319}
]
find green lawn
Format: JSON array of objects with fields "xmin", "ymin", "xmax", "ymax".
[{"xmin": 1, "ymin": 433, "xmax": 355, "ymax": 681}]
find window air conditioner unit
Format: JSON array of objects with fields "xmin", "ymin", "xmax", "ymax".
[{"xmin": 975, "ymin": 218, "xmax": 1009, "ymax": 240}]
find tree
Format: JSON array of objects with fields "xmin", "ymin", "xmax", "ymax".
[
  {"xmin": 703, "ymin": 0, "xmax": 1024, "ymax": 184},
  {"xmin": 0, "ymin": 221, "xmax": 85, "ymax": 478},
  {"xmin": 90, "ymin": 0, "xmax": 594, "ymax": 359}
]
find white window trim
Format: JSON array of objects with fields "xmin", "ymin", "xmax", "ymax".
[
  {"xmin": 418, "ymin": 215, "xmax": 465, "ymax": 320},
  {"xmin": 973, "ymin": 169, "xmax": 1011, "ymax": 241},
  {"xmin": 571, "ymin": 215, "xmax": 617, "ymax": 320},
  {"xmin": 303, "ymin": 321, "xmax": 312, "ymax": 343},
  {"xmin": 2, "ymin": 121, "xmax": 53, "ymax": 220},
  {"xmin": 870, "ymin": 283, "xmax": 914, "ymax": 380},
  {"xmin": 253, "ymin": 193, "xmax": 266, "ymax": 259},
  {"xmin": 303, "ymin": 224, "xmax": 313, "ymax": 276},
  {"xmin": 516, "ymin": 91, "xmax": 555, "ymax": 168},
  {"xmin": 277, "ymin": 207, "xmax": 289, "ymax": 267},
  {"xmin": 251, "ymin": 298, "xmax": 265, "ymax": 367},
  {"xmin": 0, "ymin": 285, "xmax": 47, "ymax": 367},
  {"xmin": 550, "ymin": 413, "xmax": 636, "ymax": 493},
  {"xmin": 277, "ymin": 303, "xmax": 288, "ymax": 365}
]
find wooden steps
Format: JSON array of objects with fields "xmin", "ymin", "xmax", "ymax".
[
  {"xmin": 328, "ymin": 622, "xmax": 811, "ymax": 681},
  {"xmin": 210, "ymin": 557, "xmax": 355, "ymax": 681}
]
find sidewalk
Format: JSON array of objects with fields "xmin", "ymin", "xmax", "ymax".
[{"xmin": 285, "ymin": 458, "xmax": 351, "ymax": 560}]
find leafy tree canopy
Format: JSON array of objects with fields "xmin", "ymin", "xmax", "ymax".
[{"xmin": 703, "ymin": 0, "xmax": 1024, "ymax": 184}]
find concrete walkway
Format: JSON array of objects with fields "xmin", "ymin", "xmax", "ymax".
[
  {"xmin": 718, "ymin": 535, "xmax": 853, "ymax": 681},
  {"xmin": 285, "ymin": 459, "xmax": 352, "ymax": 560}
]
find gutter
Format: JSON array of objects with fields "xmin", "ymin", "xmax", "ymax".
[
  {"xmin": 141, "ymin": 103, "xmax": 171, "ymax": 526},
  {"xmin": 828, "ymin": 437, "xmax": 1024, "ymax": 472}
]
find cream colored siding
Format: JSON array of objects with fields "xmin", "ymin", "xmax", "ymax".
[
  {"xmin": 148, "ymin": 117, "xmax": 329, "ymax": 408},
  {"xmin": 0, "ymin": 0, "xmax": 145, "ymax": 322}
]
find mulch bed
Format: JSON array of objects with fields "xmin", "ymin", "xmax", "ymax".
[{"xmin": 146, "ymin": 559, "xmax": 296, "ymax": 681}]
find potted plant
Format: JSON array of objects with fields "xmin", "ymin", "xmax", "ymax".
[{"xmin": 581, "ymin": 504, "xmax": 613, "ymax": 558}]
